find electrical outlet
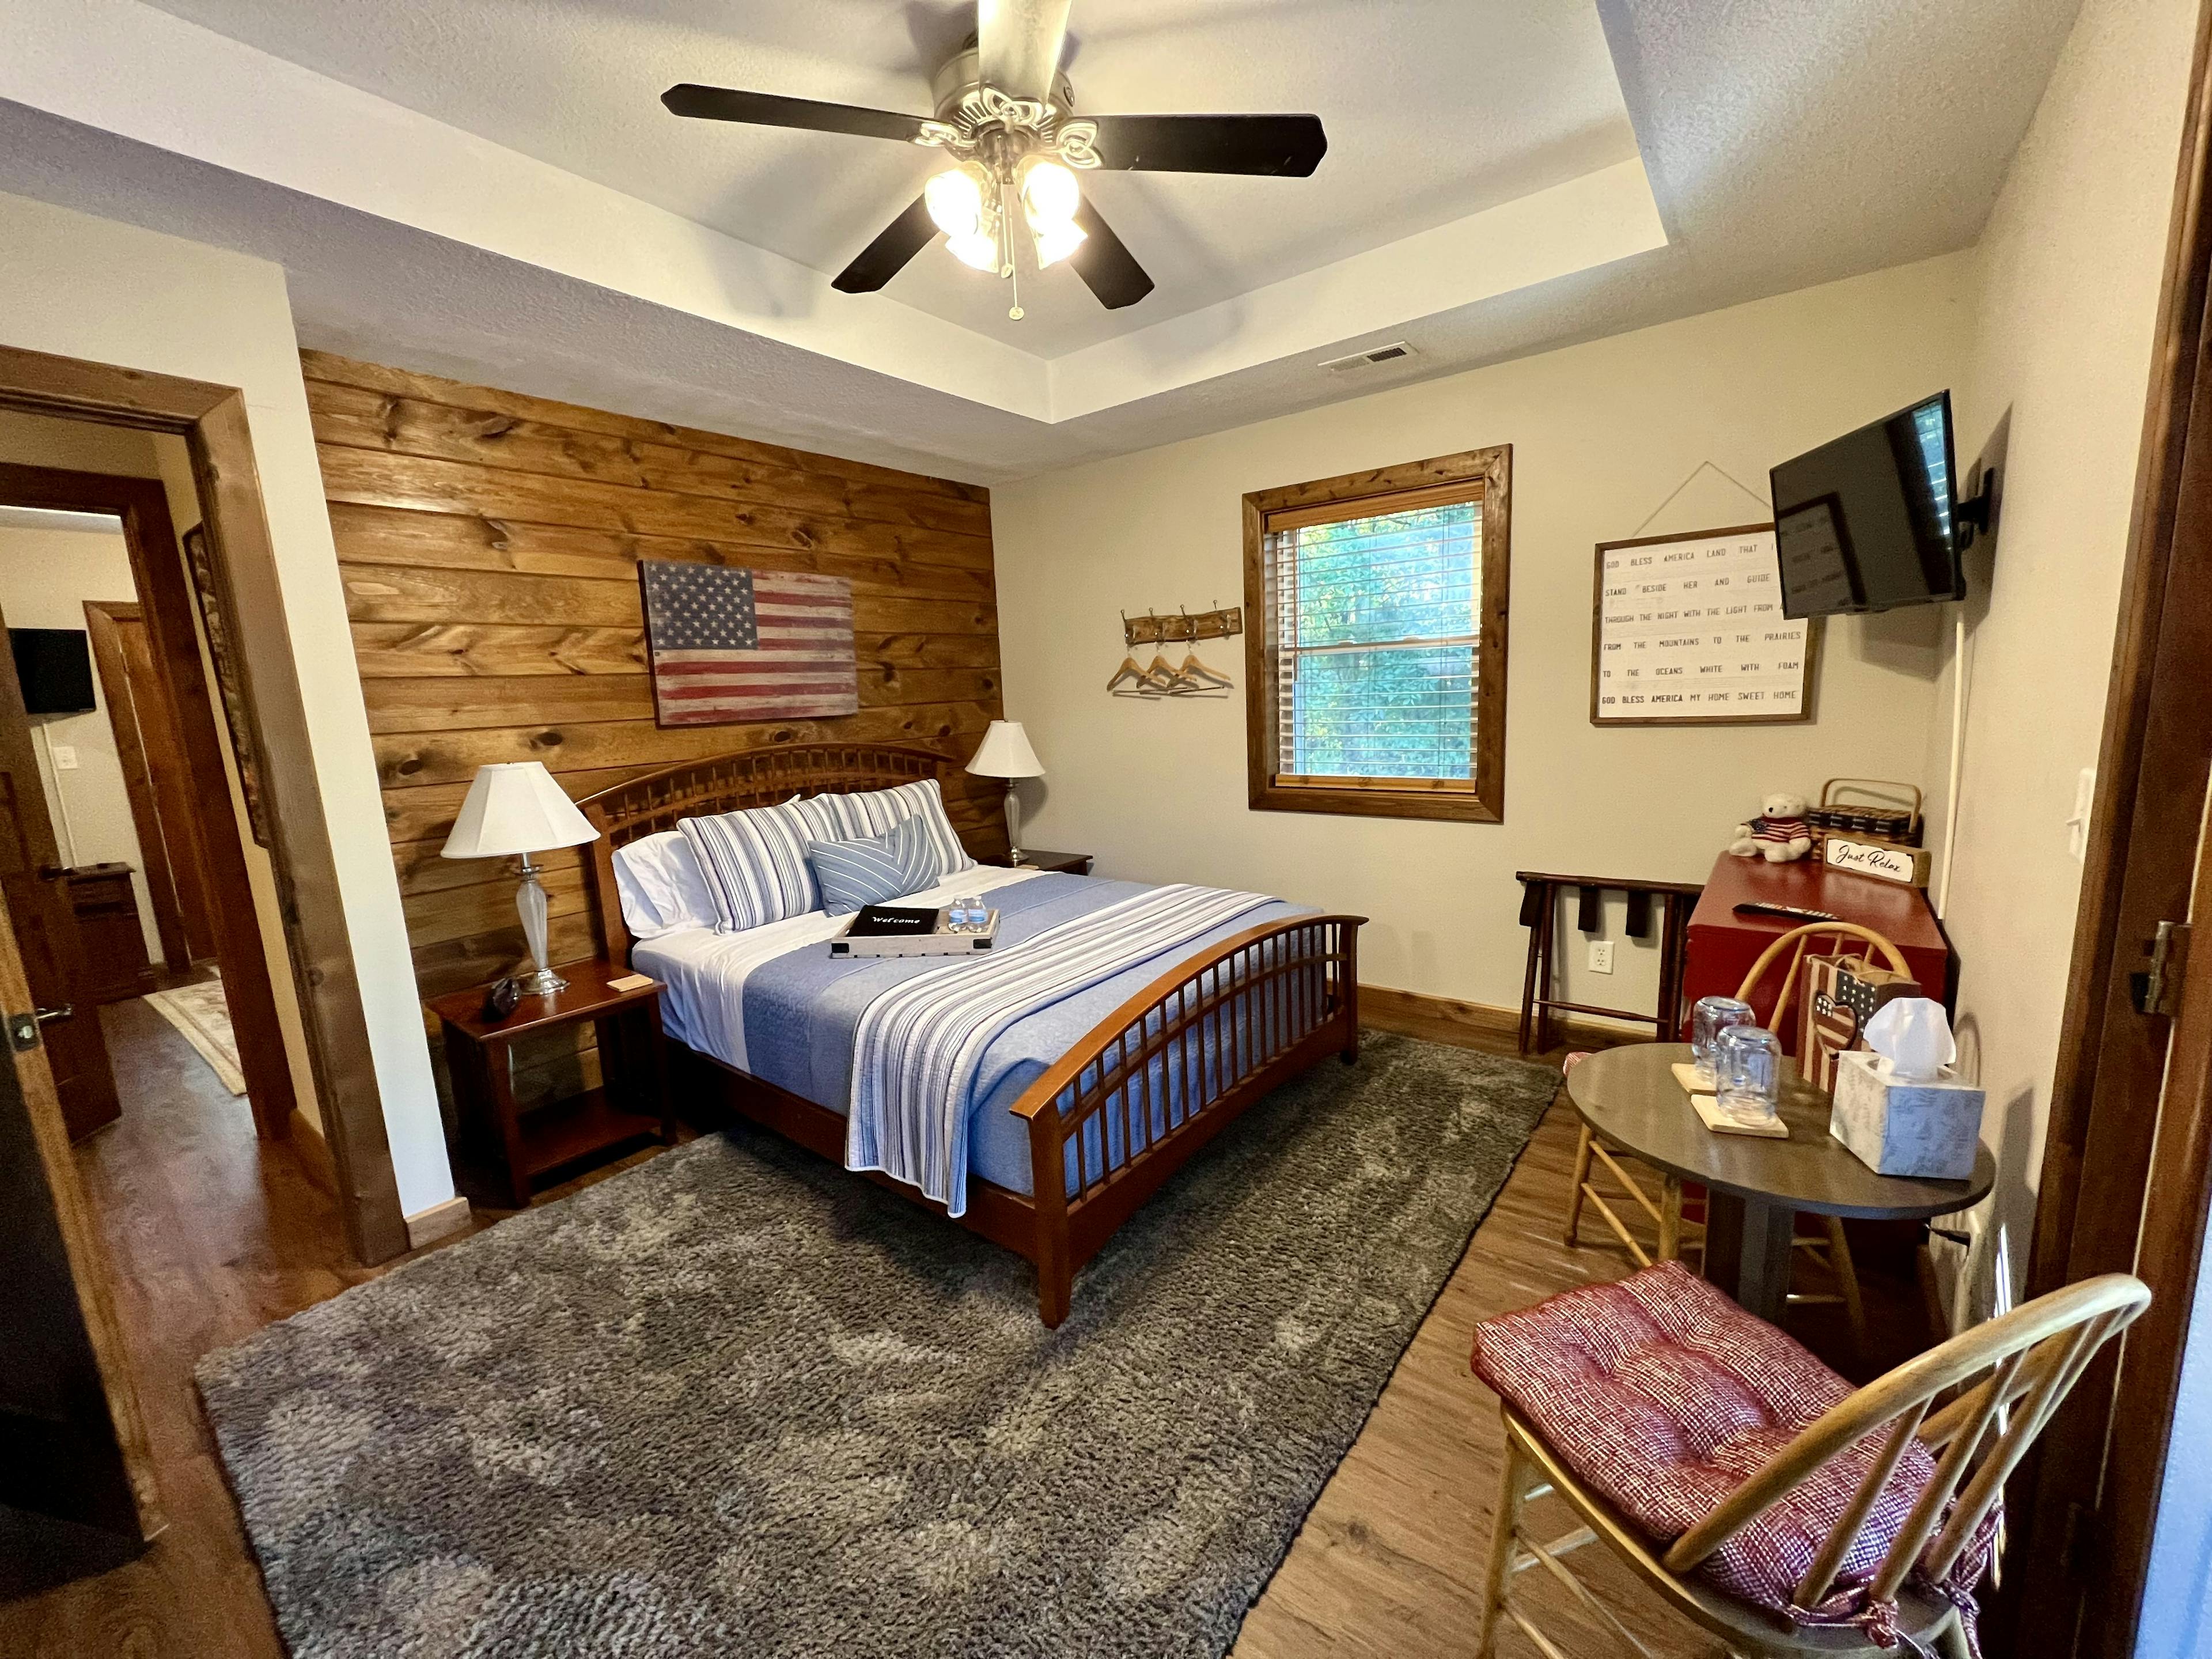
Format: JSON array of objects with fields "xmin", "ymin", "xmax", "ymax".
[
  {"xmin": 49, "ymin": 744, "xmax": 77, "ymax": 771},
  {"xmin": 1588, "ymin": 940, "xmax": 1615, "ymax": 974}
]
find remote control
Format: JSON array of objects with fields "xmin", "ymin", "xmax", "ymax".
[{"xmin": 1732, "ymin": 902, "xmax": 1839, "ymax": 923}]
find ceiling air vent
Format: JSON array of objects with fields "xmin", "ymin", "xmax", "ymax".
[{"xmin": 1319, "ymin": 342, "xmax": 1416, "ymax": 374}]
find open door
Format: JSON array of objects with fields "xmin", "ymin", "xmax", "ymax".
[
  {"xmin": 0, "ymin": 870, "xmax": 158, "ymax": 1589},
  {"xmin": 82, "ymin": 600, "xmax": 217, "ymax": 972},
  {"xmin": 0, "ymin": 596, "xmax": 118, "ymax": 1141}
]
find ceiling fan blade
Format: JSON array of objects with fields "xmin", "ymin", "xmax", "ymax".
[
  {"xmin": 978, "ymin": 0, "xmax": 1073, "ymax": 103},
  {"xmin": 662, "ymin": 84, "xmax": 930, "ymax": 143},
  {"xmin": 1085, "ymin": 113, "xmax": 1327, "ymax": 177},
  {"xmin": 1069, "ymin": 200, "xmax": 1154, "ymax": 310},
  {"xmin": 832, "ymin": 195, "xmax": 941, "ymax": 294}
]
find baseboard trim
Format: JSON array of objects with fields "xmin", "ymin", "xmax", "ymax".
[
  {"xmin": 1357, "ymin": 983, "xmax": 1646, "ymax": 1055},
  {"xmin": 403, "ymin": 1195, "xmax": 474, "ymax": 1251},
  {"xmin": 287, "ymin": 1107, "xmax": 336, "ymax": 1195}
]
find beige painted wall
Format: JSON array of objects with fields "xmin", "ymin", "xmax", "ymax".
[
  {"xmin": 0, "ymin": 521, "xmax": 164, "ymax": 963},
  {"xmin": 0, "ymin": 188, "xmax": 451, "ymax": 1217},
  {"xmin": 994, "ymin": 254, "xmax": 1971, "ymax": 1020},
  {"xmin": 1924, "ymin": 0, "xmax": 2199, "ymax": 1318}
]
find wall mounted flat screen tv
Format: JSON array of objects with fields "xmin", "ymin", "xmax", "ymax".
[
  {"xmin": 9, "ymin": 628, "xmax": 96, "ymax": 715},
  {"xmin": 1769, "ymin": 391, "xmax": 1968, "ymax": 618}
]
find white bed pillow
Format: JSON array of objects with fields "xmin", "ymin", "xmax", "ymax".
[
  {"xmin": 791, "ymin": 777, "xmax": 978, "ymax": 881},
  {"xmin": 612, "ymin": 830, "xmax": 719, "ymax": 940}
]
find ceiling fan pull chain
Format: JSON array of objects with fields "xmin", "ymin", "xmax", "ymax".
[{"xmin": 1004, "ymin": 177, "xmax": 1026, "ymax": 320}]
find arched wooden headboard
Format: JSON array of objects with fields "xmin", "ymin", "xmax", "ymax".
[{"xmin": 576, "ymin": 743, "xmax": 959, "ymax": 967}]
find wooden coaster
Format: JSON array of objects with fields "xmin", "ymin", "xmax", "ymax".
[
  {"xmin": 1690, "ymin": 1093, "xmax": 1790, "ymax": 1138},
  {"xmin": 1671, "ymin": 1061, "xmax": 1715, "ymax": 1097},
  {"xmin": 607, "ymin": 972, "xmax": 658, "ymax": 993}
]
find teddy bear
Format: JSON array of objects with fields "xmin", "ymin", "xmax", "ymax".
[{"xmin": 1728, "ymin": 792, "xmax": 1815, "ymax": 862}]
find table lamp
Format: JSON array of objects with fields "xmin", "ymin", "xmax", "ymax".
[
  {"xmin": 440, "ymin": 761, "xmax": 600, "ymax": 995},
  {"xmin": 965, "ymin": 719, "xmax": 1046, "ymax": 865}
]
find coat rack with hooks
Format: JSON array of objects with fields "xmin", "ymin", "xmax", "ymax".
[
  {"xmin": 1122, "ymin": 605, "xmax": 1243, "ymax": 647},
  {"xmin": 1107, "ymin": 604, "xmax": 1241, "ymax": 698}
]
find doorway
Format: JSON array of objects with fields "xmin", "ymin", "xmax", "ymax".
[
  {"xmin": 0, "ymin": 462, "xmax": 293, "ymax": 1143},
  {"xmin": 1999, "ymin": 9, "xmax": 2212, "ymax": 1647},
  {"xmin": 0, "ymin": 342, "xmax": 406, "ymax": 1264}
]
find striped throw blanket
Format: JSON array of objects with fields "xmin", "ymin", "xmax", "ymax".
[{"xmin": 846, "ymin": 884, "xmax": 1272, "ymax": 1214}]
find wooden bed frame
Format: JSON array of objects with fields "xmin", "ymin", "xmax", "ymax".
[{"xmin": 578, "ymin": 743, "xmax": 1364, "ymax": 1326}]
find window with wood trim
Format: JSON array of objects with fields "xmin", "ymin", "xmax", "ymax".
[{"xmin": 1243, "ymin": 446, "xmax": 1510, "ymax": 822}]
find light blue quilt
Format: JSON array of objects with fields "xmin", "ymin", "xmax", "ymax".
[{"xmin": 738, "ymin": 874, "xmax": 1310, "ymax": 1199}]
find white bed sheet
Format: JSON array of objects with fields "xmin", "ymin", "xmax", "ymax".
[{"xmin": 633, "ymin": 866, "xmax": 1050, "ymax": 1072}]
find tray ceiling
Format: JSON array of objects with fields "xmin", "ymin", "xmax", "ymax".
[{"xmin": 0, "ymin": 0, "xmax": 2082, "ymax": 483}]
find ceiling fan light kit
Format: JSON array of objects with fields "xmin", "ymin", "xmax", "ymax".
[{"xmin": 662, "ymin": 1, "xmax": 1326, "ymax": 319}]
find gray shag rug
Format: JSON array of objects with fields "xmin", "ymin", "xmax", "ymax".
[{"xmin": 198, "ymin": 1033, "xmax": 1554, "ymax": 1658}]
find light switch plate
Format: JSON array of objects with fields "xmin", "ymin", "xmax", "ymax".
[
  {"xmin": 1588, "ymin": 940, "xmax": 1615, "ymax": 974},
  {"xmin": 2067, "ymin": 767, "xmax": 2096, "ymax": 863},
  {"xmin": 50, "ymin": 744, "xmax": 77, "ymax": 771}
]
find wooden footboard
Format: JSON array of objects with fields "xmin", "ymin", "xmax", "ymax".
[{"xmin": 1010, "ymin": 914, "xmax": 1365, "ymax": 1325}]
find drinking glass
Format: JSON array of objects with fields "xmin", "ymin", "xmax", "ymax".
[
  {"xmin": 1691, "ymin": 996, "xmax": 1756, "ymax": 1087},
  {"xmin": 1714, "ymin": 1024, "xmax": 1784, "ymax": 1126}
]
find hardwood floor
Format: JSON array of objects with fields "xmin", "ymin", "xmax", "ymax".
[{"xmin": 0, "ymin": 1013, "xmax": 1908, "ymax": 1658}]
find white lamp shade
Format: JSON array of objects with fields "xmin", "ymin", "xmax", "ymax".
[
  {"xmin": 440, "ymin": 762, "xmax": 600, "ymax": 859},
  {"xmin": 966, "ymin": 719, "xmax": 1045, "ymax": 779}
]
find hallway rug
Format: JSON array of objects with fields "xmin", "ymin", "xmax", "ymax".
[
  {"xmin": 143, "ymin": 975, "xmax": 246, "ymax": 1095},
  {"xmin": 197, "ymin": 1033, "xmax": 1556, "ymax": 1659}
]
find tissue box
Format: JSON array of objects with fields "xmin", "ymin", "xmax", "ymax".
[{"xmin": 1830, "ymin": 1050, "xmax": 1986, "ymax": 1179}]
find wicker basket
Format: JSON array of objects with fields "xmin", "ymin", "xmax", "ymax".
[{"xmin": 1808, "ymin": 778, "xmax": 1923, "ymax": 849}]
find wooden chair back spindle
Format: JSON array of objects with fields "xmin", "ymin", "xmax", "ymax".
[
  {"xmin": 1656, "ymin": 1274, "xmax": 2149, "ymax": 1611},
  {"xmin": 1733, "ymin": 921, "xmax": 1912, "ymax": 1034}
]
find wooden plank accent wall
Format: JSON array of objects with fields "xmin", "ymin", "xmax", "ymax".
[{"xmin": 303, "ymin": 350, "xmax": 1006, "ymax": 1108}]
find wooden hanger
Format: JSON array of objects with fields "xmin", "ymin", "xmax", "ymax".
[
  {"xmin": 1140, "ymin": 650, "xmax": 1183, "ymax": 694},
  {"xmin": 1164, "ymin": 611, "xmax": 1233, "ymax": 694},
  {"xmin": 1106, "ymin": 651, "xmax": 1149, "ymax": 694}
]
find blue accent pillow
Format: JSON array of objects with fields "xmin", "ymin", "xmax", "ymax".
[{"xmin": 809, "ymin": 814, "xmax": 941, "ymax": 917}]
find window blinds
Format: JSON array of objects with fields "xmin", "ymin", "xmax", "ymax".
[{"xmin": 1263, "ymin": 497, "xmax": 1483, "ymax": 783}]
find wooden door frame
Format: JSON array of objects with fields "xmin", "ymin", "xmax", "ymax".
[
  {"xmin": 81, "ymin": 599, "xmax": 202, "ymax": 978},
  {"xmin": 2005, "ymin": 1, "xmax": 2212, "ymax": 1650},
  {"xmin": 0, "ymin": 345, "xmax": 407, "ymax": 1264},
  {"xmin": 0, "ymin": 466, "xmax": 292, "ymax": 1141}
]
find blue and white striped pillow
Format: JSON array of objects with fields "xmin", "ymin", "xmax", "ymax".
[
  {"xmin": 677, "ymin": 800, "xmax": 820, "ymax": 932},
  {"xmin": 809, "ymin": 814, "xmax": 941, "ymax": 916},
  {"xmin": 792, "ymin": 778, "xmax": 977, "ymax": 882}
]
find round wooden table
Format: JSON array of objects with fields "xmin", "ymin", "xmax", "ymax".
[{"xmin": 1565, "ymin": 1042, "xmax": 1995, "ymax": 1323}]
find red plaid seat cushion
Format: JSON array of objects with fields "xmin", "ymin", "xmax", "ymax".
[{"xmin": 1472, "ymin": 1262, "xmax": 1974, "ymax": 1619}]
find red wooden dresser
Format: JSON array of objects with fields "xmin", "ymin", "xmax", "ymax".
[{"xmin": 1680, "ymin": 853, "xmax": 1953, "ymax": 1051}]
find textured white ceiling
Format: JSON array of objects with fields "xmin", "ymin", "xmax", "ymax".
[
  {"xmin": 0, "ymin": 0, "xmax": 2084, "ymax": 484},
  {"xmin": 126, "ymin": 0, "xmax": 1641, "ymax": 356}
]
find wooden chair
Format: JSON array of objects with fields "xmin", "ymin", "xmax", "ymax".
[
  {"xmin": 1477, "ymin": 1271, "xmax": 2152, "ymax": 1658},
  {"xmin": 1562, "ymin": 923, "xmax": 1914, "ymax": 1355}
]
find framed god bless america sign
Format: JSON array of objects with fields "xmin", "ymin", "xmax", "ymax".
[{"xmin": 1589, "ymin": 523, "xmax": 1819, "ymax": 726}]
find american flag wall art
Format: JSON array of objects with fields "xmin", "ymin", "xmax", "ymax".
[{"xmin": 639, "ymin": 561, "xmax": 859, "ymax": 727}]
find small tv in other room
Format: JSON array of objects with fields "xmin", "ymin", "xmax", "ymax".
[
  {"xmin": 10, "ymin": 628, "xmax": 96, "ymax": 715},
  {"xmin": 1770, "ymin": 391, "xmax": 1978, "ymax": 619}
]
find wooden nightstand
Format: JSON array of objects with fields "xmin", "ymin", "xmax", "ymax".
[
  {"xmin": 429, "ymin": 960, "xmax": 671, "ymax": 1208},
  {"xmin": 988, "ymin": 850, "xmax": 1093, "ymax": 874}
]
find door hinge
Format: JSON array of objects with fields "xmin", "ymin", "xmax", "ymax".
[
  {"xmin": 2132, "ymin": 920, "xmax": 2191, "ymax": 1016},
  {"xmin": 2061, "ymin": 1498, "xmax": 2097, "ymax": 1578},
  {"xmin": 6, "ymin": 1012, "xmax": 39, "ymax": 1052}
]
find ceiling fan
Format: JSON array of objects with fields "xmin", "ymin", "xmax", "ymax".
[{"xmin": 662, "ymin": 0, "xmax": 1327, "ymax": 319}]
